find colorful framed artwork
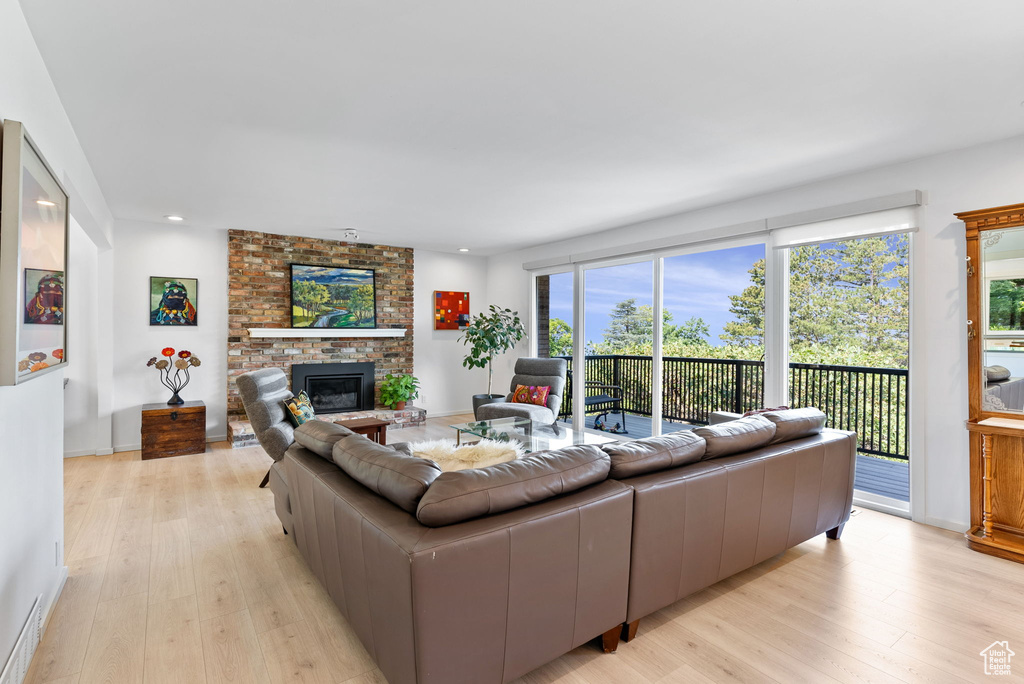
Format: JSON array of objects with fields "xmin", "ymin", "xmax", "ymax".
[
  {"xmin": 434, "ymin": 290, "xmax": 470, "ymax": 330},
  {"xmin": 24, "ymin": 268, "xmax": 64, "ymax": 325},
  {"xmin": 0, "ymin": 120, "xmax": 69, "ymax": 385},
  {"xmin": 150, "ymin": 277, "xmax": 199, "ymax": 326},
  {"xmin": 290, "ymin": 264, "xmax": 376, "ymax": 328}
]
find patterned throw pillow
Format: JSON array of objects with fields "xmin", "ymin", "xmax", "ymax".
[
  {"xmin": 742, "ymin": 405, "xmax": 789, "ymax": 418},
  {"xmin": 284, "ymin": 390, "xmax": 316, "ymax": 426},
  {"xmin": 511, "ymin": 384, "xmax": 551, "ymax": 407}
]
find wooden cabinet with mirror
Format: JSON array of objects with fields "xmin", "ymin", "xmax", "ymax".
[{"xmin": 959, "ymin": 203, "xmax": 1024, "ymax": 563}]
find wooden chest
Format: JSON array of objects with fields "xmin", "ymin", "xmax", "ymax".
[{"xmin": 141, "ymin": 400, "xmax": 207, "ymax": 459}]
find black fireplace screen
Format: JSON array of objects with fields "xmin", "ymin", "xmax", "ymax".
[
  {"xmin": 307, "ymin": 376, "xmax": 360, "ymax": 412},
  {"xmin": 291, "ymin": 362, "xmax": 374, "ymax": 413}
]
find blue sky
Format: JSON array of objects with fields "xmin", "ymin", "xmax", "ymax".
[{"xmin": 548, "ymin": 244, "xmax": 765, "ymax": 346}]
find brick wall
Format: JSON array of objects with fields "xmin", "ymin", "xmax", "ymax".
[
  {"xmin": 227, "ymin": 229, "xmax": 414, "ymax": 421},
  {"xmin": 536, "ymin": 274, "xmax": 550, "ymax": 357}
]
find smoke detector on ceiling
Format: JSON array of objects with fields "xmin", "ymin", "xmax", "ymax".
[{"xmin": 342, "ymin": 229, "xmax": 359, "ymax": 241}]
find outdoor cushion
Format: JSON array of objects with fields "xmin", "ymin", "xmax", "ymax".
[
  {"xmin": 602, "ymin": 431, "xmax": 706, "ymax": 479},
  {"xmin": 762, "ymin": 407, "xmax": 826, "ymax": 444},
  {"xmin": 333, "ymin": 434, "xmax": 442, "ymax": 513},
  {"xmin": 283, "ymin": 390, "xmax": 315, "ymax": 426},
  {"xmin": 416, "ymin": 444, "xmax": 610, "ymax": 527},
  {"xmin": 293, "ymin": 420, "xmax": 354, "ymax": 460},
  {"xmin": 986, "ymin": 365, "xmax": 1012, "ymax": 382},
  {"xmin": 512, "ymin": 384, "xmax": 551, "ymax": 406},
  {"xmin": 693, "ymin": 414, "xmax": 776, "ymax": 460}
]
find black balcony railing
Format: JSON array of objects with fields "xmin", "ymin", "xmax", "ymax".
[{"xmin": 558, "ymin": 355, "xmax": 908, "ymax": 461}]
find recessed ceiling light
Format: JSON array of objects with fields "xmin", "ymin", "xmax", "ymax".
[
  {"xmin": 458, "ymin": 248, "xmax": 470, "ymax": 252},
  {"xmin": 165, "ymin": 215, "xmax": 185, "ymax": 221},
  {"xmin": 36, "ymin": 199, "xmax": 56, "ymax": 207}
]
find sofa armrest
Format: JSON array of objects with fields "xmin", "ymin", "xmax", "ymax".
[{"xmin": 708, "ymin": 410, "xmax": 742, "ymax": 425}]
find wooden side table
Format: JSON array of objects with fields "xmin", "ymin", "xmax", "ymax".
[
  {"xmin": 336, "ymin": 417, "xmax": 389, "ymax": 445},
  {"xmin": 142, "ymin": 400, "xmax": 207, "ymax": 459}
]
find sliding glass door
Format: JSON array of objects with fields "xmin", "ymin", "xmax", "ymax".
[
  {"xmin": 529, "ymin": 206, "xmax": 913, "ymax": 518},
  {"xmin": 660, "ymin": 244, "xmax": 766, "ymax": 434},
  {"xmin": 579, "ymin": 260, "xmax": 654, "ymax": 436}
]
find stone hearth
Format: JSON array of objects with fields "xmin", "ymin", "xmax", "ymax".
[{"xmin": 227, "ymin": 406, "xmax": 427, "ymax": 449}]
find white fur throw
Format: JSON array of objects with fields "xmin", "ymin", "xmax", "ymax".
[{"xmin": 408, "ymin": 438, "xmax": 524, "ymax": 472}]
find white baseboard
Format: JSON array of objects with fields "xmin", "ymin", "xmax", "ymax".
[
  {"xmin": 43, "ymin": 566, "xmax": 68, "ymax": 632},
  {"xmin": 96, "ymin": 448, "xmax": 113, "ymax": 456},
  {"xmin": 64, "ymin": 449, "xmax": 97, "ymax": 458},
  {"xmin": 919, "ymin": 515, "xmax": 969, "ymax": 533}
]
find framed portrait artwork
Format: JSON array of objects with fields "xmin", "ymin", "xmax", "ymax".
[
  {"xmin": 290, "ymin": 264, "xmax": 376, "ymax": 328},
  {"xmin": 150, "ymin": 276, "xmax": 199, "ymax": 325},
  {"xmin": 0, "ymin": 120, "xmax": 69, "ymax": 385}
]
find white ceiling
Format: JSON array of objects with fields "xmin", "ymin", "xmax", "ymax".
[{"xmin": 19, "ymin": 0, "xmax": 1024, "ymax": 254}]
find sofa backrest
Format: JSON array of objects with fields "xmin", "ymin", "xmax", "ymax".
[
  {"xmin": 333, "ymin": 434, "xmax": 443, "ymax": 513},
  {"xmin": 416, "ymin": 444, "xmax": 610, "ymax": 527},
  {"xmin": 235, "ymin": 367, "xmax": 295, "ymax": 461},
  {"xmin": 602, "ymin": 408, "xmax": 828, "ymax": 479},
  {"xmin": 601, "ymin": 431, "xmax": 705, "ymax": 479}
]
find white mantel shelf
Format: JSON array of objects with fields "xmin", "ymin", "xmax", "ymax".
[{"xmin": 247, "ymin": 328, "xmax": 407, "ymax": 338}]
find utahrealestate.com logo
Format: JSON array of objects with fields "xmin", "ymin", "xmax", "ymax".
[{"xmin": 980, "ymin": 641, "xmax": 1014, "ymax": 676}]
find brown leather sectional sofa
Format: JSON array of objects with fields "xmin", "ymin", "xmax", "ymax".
[{"xmin": 268, "ymin": 408, "xmax": 855, "ymax": 684}]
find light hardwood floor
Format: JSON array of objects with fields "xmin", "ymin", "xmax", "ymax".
[{"xmin": 28, "ymin": 414, "xmax": 1024, "ymax": 683}]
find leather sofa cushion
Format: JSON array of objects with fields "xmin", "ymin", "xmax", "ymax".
[
  {"xmin": 693, "ymin": 415, "xmax": 776, "ymax": 459},
  {"xmin": 416, "ymin": 444, "xmax": 610, "ymax": 527},
  {"xmin": 333, "ymin": 434, "xmax": 442, "ymax": 513},
  {"xmin": 763, "ymin": 407, "xmax": 826, "ymax": 444},
  {"xmin": 602, "ymin": 431, "xmax": 706, "ymax": 479},
  {"xmin": 293, "ymin": 420, "xmax": 355, "ymax": 460}
]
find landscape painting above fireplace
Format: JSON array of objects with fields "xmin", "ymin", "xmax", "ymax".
[{"xmin": 291, "ymin": 264, "xmax": 376, "ymax": 328}]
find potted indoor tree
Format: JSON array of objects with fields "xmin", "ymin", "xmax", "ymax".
[
  {"xmin": 379, "ymin": 373, "xmax": 420, "ymax": 410},
  {"xmin": 459, "ymin": 305, "xmax": 526, "ymax": 417}
]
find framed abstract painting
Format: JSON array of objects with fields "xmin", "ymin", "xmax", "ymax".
[
  {"xmin": 434, "ymin": 291, "xmax": 470, "ymax": 330},
  {"xmin": 0, "ymin": 120, "xmax": 69, "ymax": 385},
  {"xmin": 150, "ymin": 277, "xmax": 199, "ymax": 325},
  {"xmin": 290, "ymin": 264, "xmax": 376, "ymax": 328}
]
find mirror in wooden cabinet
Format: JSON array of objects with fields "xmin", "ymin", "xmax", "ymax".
[{"xmin": 980, "ymin": 224, "xmax": 1024, "ymax": 413}]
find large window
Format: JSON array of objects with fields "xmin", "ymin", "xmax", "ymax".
[{"xmin": 529, "ymin": 199, "xmax": 916, "ymax": 514}]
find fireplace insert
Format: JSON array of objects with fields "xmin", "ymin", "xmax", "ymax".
[{"xmin": 291, "ymin": 362, "xmax": 374, "ymax": 413}]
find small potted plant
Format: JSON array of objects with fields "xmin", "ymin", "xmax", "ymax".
[
  {"xmin": 379, "ymin": 373, "xmax": 420, "ymax": 410},
  {"xmin": 459, "ymin": 305, "xmax": 526, "ymax": 418}
]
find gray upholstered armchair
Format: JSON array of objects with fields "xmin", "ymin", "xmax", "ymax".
[
  {"xmin": 236, "ymin": 368, "xmax": 296, "ymax": 488},
  {"xmin": 476, "ymin": 357, "xmax": 567, "ymax": 425}
]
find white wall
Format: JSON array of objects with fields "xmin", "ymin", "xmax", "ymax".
[
  {"xmin": 111, "ymin": 221, "xmax": 228, "ymax": 450},
  {"xmin": 488, "ymin": 133, "xmax": 1024, "ymax": 533},
  {"xmin": 413, "ymin": 249, "xmax": 490, "ymax": 415},
  {"xmin": 0, "ymin": 0, "xmax": 115, "ymax": 663},
  {"xmin": 64, "ymin": 217, "xmax": 99, "ymax": 456},
  {"xmin": 0, "ymin": 373, "xmax": 65, "ymax": 663}
]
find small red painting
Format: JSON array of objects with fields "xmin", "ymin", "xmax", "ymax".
[{"xmin": 434, "ymin": 291, "xmax": 470, "ymax": 330}]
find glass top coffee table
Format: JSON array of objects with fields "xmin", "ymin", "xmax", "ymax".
[{"xmin": 450, "ymin": 417, "xmax": 620, "ymax": 453}]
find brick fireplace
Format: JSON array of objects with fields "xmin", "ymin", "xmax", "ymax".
[{"xmin": 226, "ymin": 229, "xmax": 415, "ymax": 424}]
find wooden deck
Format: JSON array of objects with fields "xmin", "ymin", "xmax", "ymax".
[{"xmin": 566, "ymin": 413, "xmax": 910, "ymax": 503}]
